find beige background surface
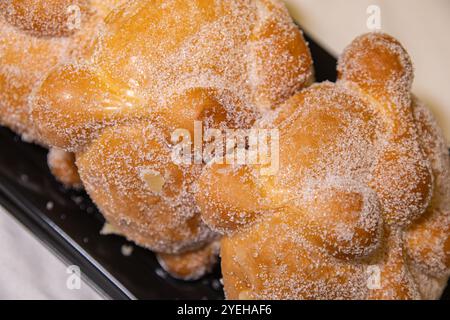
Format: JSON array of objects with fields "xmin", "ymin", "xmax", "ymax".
[{"xmin": 0, "ymin": 0, "xmax": 449, "ymax": 300}]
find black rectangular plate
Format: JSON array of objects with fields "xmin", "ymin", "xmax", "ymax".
[{"xmin": 0, "ymin": 32, "xmax": 448, "ymax": 300}]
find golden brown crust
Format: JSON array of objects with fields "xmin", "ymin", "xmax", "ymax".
[
  {"xmin": 197, "ymin": 33, "xmax": 449, "ymax": 299},
  {"xmin": 197, "ymin": 164, "xmax": 268, "ymax": 234},
  {"xmin": 0, "ymin": 0, "xmax": 89, "ymax": 37},
  {"xmin": 48, "ymin": 148, "xmax": 82, "ymax": 188},
  {"xmin": 405, "ymin": 98, "xmax": 450, "ymax": 298},
  {"xmin": 76, "ymin": 123, "xmax": 216, "ymax": 253},
  {"xmin": 0, "ymin": 1, "xmax": 123, "ymax": 188},
  {"xmin": 0, "ymin": 0, "xmax": 121, "ymax": 144},
  {"xmin": 31, "ymin": 0, "xmax": 313, "ymax": 256},
  {"xmin": 157, "ymin": 241, "xmax": 220, "ymax": 281}
]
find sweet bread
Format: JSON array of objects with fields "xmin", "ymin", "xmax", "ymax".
[
  {"xmin": 30, "ymin": 0, "xmax": 313, "ymax": 278},
  {"xmin": 196, "ymin": 33, "xmax": 450, "ymax": 299},
  {"xmin": 0, "ymin": 0, "xmax": 122, "ymax": 186}
]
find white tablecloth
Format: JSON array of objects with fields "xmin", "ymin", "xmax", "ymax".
[
  {"xmin": 0, "ymin": 0, "xmax": 449, "ymax": 300},
  {"xmin": 0, "ymin": 206, "xmax": 103, "ymax": 300}
]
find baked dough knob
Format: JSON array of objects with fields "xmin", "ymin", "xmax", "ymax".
[
  {"xmin": 156, "ymin": 241, "xmax": 220, "ymax": 281},
  {"xmin": 220, "ymin": 212, "xmax": 366, "ymax": 300},
  {"xmin": 162, "ymin": 88, "xmax": 256, "ymax": 134},
  {"xmin": 47, "ymin": 148, "xmax": 82, "ymax": 188},
  {"xmin": 407, "ymin": 212, "xmax": 450, "ymax": 277},
  {"xmin": 337, "ymin": 33, "xmax": 418, "ymax": 143},
  {"xmin": 369, "ymin": 149, "xmax": 433, "ymax": 227},
  {"xmin": 367, "ymin": 235, "xmax": 421, "ymax": 300},
  {"xmin": 196, "ymin": 163, "xmax": 268, "ymax": 234},
  {"xmin": 301, "ymin": 181, "xmax": 382, "ymax": 260},
  {"xmin": 0, "ymin": 0, "xmax": 89, "ymax": 37},
  {"xmin": 76, "ymin": 123, "xmax": 216, "ymax": 254},
  {"xmin": 338, "ymin": 33, "xmax": 433, "ymax": 226},
  {"xmin": 0, "ymin": 0, "xmax": 124, "ymax": 145},
  {"xmin": 405, "ymin": 99, "xmax": 450, "ymax": 278},
  {"xmin": 0, "ymin": 16, "xmax": 68, "ymax": 143},
  {"xmin": 30, "ymin": 64, "xmax": 147, "ymax": 152},
  {"xmin": 338, "ymin": 33, "xmax": 413, "ymax": 121}
]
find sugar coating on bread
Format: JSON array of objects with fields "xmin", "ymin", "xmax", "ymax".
[
  {"xmin": 48, "ymin": 148, "xmax": 82, "ymax": 188},
  {"xmin": 197, "ymin": 33, "xmax": 450, "ymax": 299},
  {"xmin": 157, "ymin": 241, "xmax": 221, "ymax": 281},
  {"xmin": 406, "ymin": 98, "xmax": 450, "ymax": 297},
  {"xmin": 0, "ymin": 0, "xmax": 121, "ymax": 144},
  {"xmin": 0, "ymin": 1, "xmax": 123, "ymax": 188},
  {"xmin": 30, "ymin": 0, "xmax": 313, "ymax": 255},
  {"xmin": 0, "ymin": 0, "xmax": 88, "ymax": 37}
]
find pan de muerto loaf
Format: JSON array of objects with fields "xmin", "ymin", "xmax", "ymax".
[
  {"xmin": 196, "ymin": 33, "xmax": 450, "ymax": 299},
  {"xmin": 30, "ymin": 0, "xmax": 313, "ymax": 279}
]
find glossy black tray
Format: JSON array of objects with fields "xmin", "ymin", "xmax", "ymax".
[{"xmin": 0, "ymin": 33, "xmax": 448, "ymax": 300}]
